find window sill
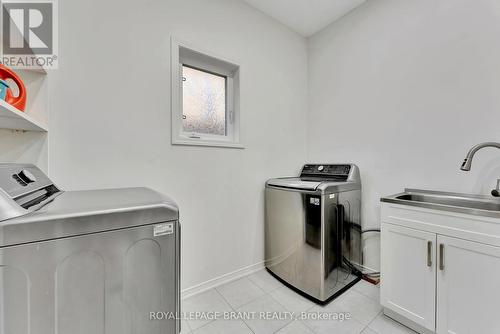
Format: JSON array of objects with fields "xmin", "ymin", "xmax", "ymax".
[{"xmin": 172, "ymin": 138, "xmax": 244, "ymax": 149}]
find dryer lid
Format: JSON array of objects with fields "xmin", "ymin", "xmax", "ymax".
[{"xmin": 0, "ymin": 187, "xmax": 179, "ymax": 248}]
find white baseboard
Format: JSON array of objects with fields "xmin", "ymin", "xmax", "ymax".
[{"xmin": 181, "ymin": 261, "xmax": 265, "ymax": 300}]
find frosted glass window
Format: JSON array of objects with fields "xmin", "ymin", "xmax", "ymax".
[
  {"xmin": 182, "ymin": 65, "xmax": 226, "ymax": 136},
  {"xmin": 171, "ymin": 41, "xmax": 241, "ymax": 148}
]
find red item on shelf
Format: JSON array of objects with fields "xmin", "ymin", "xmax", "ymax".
[{"xmin": 0, "ymin": 64, "xmax": 27, "ymax": 112}]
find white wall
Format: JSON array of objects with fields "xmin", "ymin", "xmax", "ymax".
[
  {"xmin": 308, "ymin": 0, "xmax": 500, "ymax": 270},
  {"xmin": 34, "ymin": 0, "xmax": 500, "ymax": 287},
  {"xmin": 0, "ymin": 130, "xmax": 47, "ymax": 171},
  {"xmin": 48, "ymin": 0, "xmax": 308, "ymax": 290}
]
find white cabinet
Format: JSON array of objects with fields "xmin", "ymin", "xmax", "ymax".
[
  {"xmin": 381, "ymin": 224, "xmax": 436, "ymax": 332},
  {"xmin": 437, "ymin": 236, "xmax": 500, "ymax": 334},
  {"xmin": 381, "ymin": 203, "xmax": 500, "ymax": 334}
]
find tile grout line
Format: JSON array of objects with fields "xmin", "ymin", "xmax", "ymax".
[
  {"xmin": 300, "ymin": 317, "xmax": 317, "ymax": 333},
  {"xmin": 267, "ymin": 288, "xmax": 291, "ymax": 311},
  {"xmin": 230, "ymin": 273, "xmax": 296, "ymax": 334},
  {"xmin": 236, "ymin": 287, "xmax": 289, "ymax": 333},
  {"xmin": 182, "ymin": 319, "xmax": 193, "ymax": 334},
  {"xmin": 270, "ymin": 318, "xmax": 294, "ymax": 334},
  {"xmin": 290, "ymin": 304, "xmax": 318, "ymax": 333},
  {"xmin": 352, "ymin": 289, "xmax": 379, "ymax": 301},
  {"xmin": 246, "ymin": 273, "xmax": 283, "ymax": 295},
  {"xmin": 266, "ymin": 288, "xmax": 318, "ymax": 333},
  {"xmin": 364, "ymin": 310, "xmax": 383, "ymax": 333},
  {"xmin": 214, "ymin": 273, "xmax": 283, "ymax": 333},
  {"xmin": 242, "ymin": 319, "xmax": 257, "ymax": 334},
  {"xmin": 214, "ymin": 287, "xmax": 239, "ymax": 313},
  {"xmin": 215, "ymin": 285, "xmax": 259, "ymax": 334},
  {"xmin": 189, "ymin": 287, "xmax": 257, "ymax": 334},
  {"xmin": 246, "ymin": 273, "xmax": 312, "ymax": 334},
  {"xmin": 303, "ymin": 284, "xmax": 378, "ymax": 333},
  {"xmin": 269, "ymin": 281, "xmax": 369, "ymax": 333},
  {"xmin": 351, "ymin": 286, "xmax": 380, "ymax": 302},
  {"xmin": 214, "ymin": 287, "xmax": 257, "ymax": 333},
  {"xmin": 187, "ymin": 288, "xmax": 237, "ymax": 333},
  {"xmin": 215, "ymin": 288, "xmax": 255, "ymax": 334},
  {"xmin": 225, "ymin": 278, "xmax": 268, "ymax": 310}
]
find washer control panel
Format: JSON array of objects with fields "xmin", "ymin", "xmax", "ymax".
[{"xmin": 300, "ymin": 164, "xmax": 352, "ymax": 180}]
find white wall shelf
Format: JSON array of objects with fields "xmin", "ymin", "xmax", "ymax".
[
  {"xmin": 0, "ymin": 27, "xmax": 50, "ymax": 172},
  {"xmin": 0, "ymin": 99, "xmax": 47, "ymax": 132}
]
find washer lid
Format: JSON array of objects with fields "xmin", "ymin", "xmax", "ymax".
[
  {"xmin": 266, "ymin": 164, "xmax": 361, "ymax": 193},
  {"xmin": 266, "ymin": 177, "xmax": 361, "ymax": 193},
  {"xmin": 266, "ymin": 178, "xmax": 322, "ymax": 191},
  {"xmin": 0, "ymin": 187, "xmax": 178, "ymax": 248}
]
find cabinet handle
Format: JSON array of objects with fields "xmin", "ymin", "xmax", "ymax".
[
  {"xmin": 427, "ymin": 241, "xmax": 432, "ymax": 267},
  {"xmin": 439, "ymin": 243, "xmax": 444, "ymax": 270}
]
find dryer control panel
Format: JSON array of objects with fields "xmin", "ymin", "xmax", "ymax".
[{"xmin": 0, "ymin": 164, "xmax": 62, "ymax": 221}]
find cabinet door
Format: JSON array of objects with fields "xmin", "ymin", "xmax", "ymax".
[
  {"xmin": 381, "ymin": 223, "xmax": 436, "ymax": 331},
  {"xmin": 437, "ymin": 236, "xmax": 500, "ymax": 334}
]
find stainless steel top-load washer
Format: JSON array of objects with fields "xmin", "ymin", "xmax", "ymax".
[
  {"xmin": 265, "ymin": 164, "xmax": 362, "ymax": 304},
  {"xmin": 0, "ymin": 164, "xmax": 180, "ymax": 334}
]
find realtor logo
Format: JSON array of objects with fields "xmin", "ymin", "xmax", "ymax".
[{"xmin": 1, "ymin": 0, "xmax": 58, "ymax": 69}]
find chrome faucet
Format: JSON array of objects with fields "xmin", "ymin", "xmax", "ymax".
[{"xmin": 460, "ymin": 142, "xmax": 500, "ymax": 171}]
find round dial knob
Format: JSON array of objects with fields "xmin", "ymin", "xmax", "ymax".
[{"xmin": 19, "ymin": 169, "xmax": 36, "ymax": 183}]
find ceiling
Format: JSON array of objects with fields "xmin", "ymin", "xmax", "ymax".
[{"xmin": 243, "ymin": 0, "xmax": 366, "ymax": 37}]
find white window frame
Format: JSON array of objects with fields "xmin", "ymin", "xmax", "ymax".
[{"xmin": 171, "ymin": 38, "xmax": 242, "ymax": 149}]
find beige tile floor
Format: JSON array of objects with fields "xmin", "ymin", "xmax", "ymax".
[{"xmin": 181, "ymin": 270, "xmax": 417, "ymax": 334}]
